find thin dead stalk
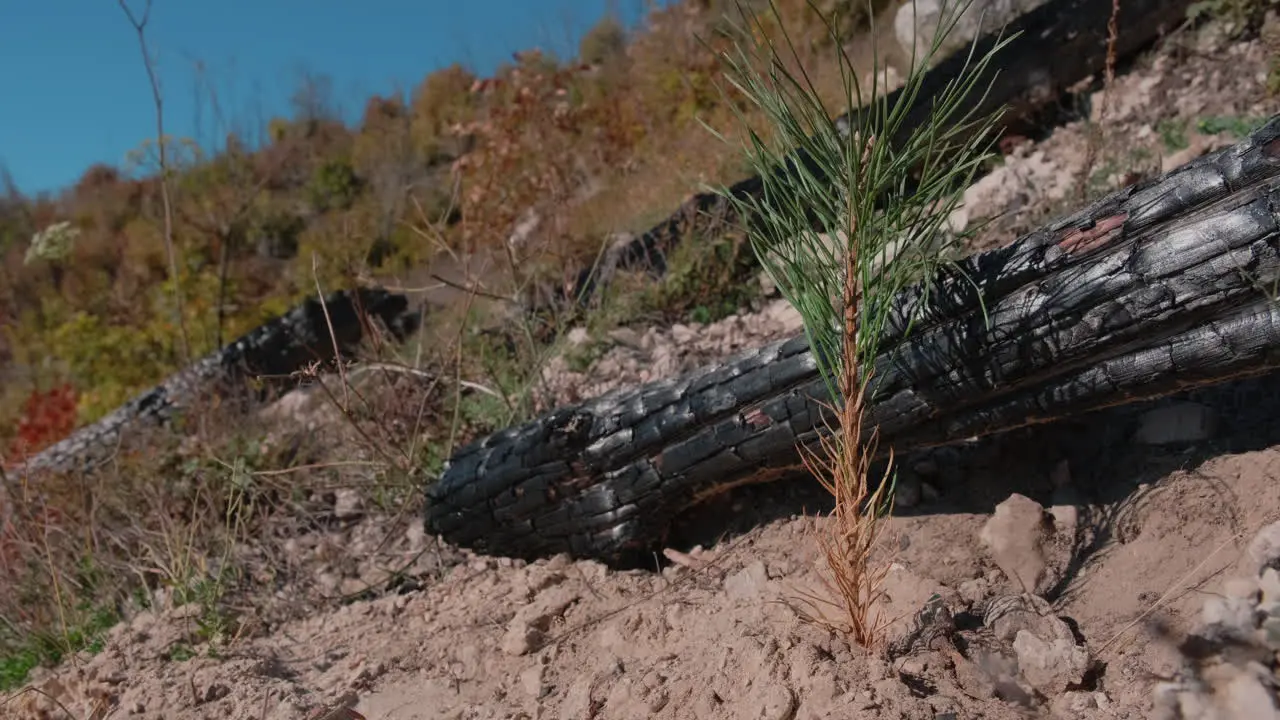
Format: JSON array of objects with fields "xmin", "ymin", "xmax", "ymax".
[
  {"xmin": 311, "ymin": 254, "xmax": 352, "ymax": 411},
  {"xmin": 1076, "ymin": 0, "xmax": 1123, "ymax": 200},
  {"xmin": 117, "ymin": 0, "xmax": 193, "ymax": 366}
]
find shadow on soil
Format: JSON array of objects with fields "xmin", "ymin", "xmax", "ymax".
[{"xmin": 663, "ymin": 368, "xmax": 1280, "ymax": 584}]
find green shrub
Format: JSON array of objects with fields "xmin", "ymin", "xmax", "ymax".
[
  {"xmin": 580, "ymin": 15, "xmax": 628, "ymax": 65},
  {"xmin": 307, "ymin": 160, "xmax": 362, "ymax": 212}
]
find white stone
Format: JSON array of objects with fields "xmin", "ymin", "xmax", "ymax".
[
  {"xmin": 1134, "ymin": 402, "xmax": 1218, "ymax": 445},
  {"xmin": 895, "ymin": 0, "xmax": 1050, "ymax": 63}
]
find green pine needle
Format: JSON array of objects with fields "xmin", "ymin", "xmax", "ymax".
[{"xmin": 706, "ymin": 0, "xmax": 1016, "ymax": 405}]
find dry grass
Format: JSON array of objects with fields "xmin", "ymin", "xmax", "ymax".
[{"xmin": 0, "ymin": 173, "xmax": 623, "ymax": 694}]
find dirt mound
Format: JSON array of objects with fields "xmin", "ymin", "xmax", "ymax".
[{"xmin": 11, "ymin": 435, "xmax": 1280, "ymax": 719}]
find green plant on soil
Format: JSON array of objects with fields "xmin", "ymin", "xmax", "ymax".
[{"xmin": 707, "ymin": 0, "xmax": 1013, "ymax": 646}]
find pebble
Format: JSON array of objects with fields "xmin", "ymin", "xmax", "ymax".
[
  {"xmin": 894, "ymin": 473, "xmax": 922, "ymax": 508},
  {"xmin": 1152, "ymin": 520, "xmax": 1280, "ymax": 718},
  {"xmin": 759, "ymin": 683, "xmax": 797, "ymax": 720},
  {"xmin": 1248, "ymin": 521, "xmax": 1280, "ymax": 575},
  {"xmin": 1133, "ymin": 402, "xmax": 1218, "ymax": 445},
  {"xmin": 980, "ymin": 493, "xmax": 1053, "ymax": 594},
  {"xmin": 1202, "ymin": 595, "xmax": 1257, "ymax": 629},
  {"xmin": 723, "ymin": 561, "xmax": 769, "ymax": 601},
  {"xmin": 1223, "ymin": 673, "xmax": 1280, "ymax": 719},
  {"xmin": 1012, "ymin": 631, "xmax": 1092, "ymax": 696},
  {"xmin": 957, "ymin": 577, "xmax": 990, "ymax": 607},
  {"xmin": 519, "ymin": 664, "xmax": 547, "ymax": 699},
  {"xmin": 501, "ymin": 622, "xmax": 543, "ymax": 656},
  {"xmin": 332, "ymin": 488, "xmax": 364, "ymax": 520},
  {"xmin": 920, "ymin": 482, "xmax": 941, "ymax": 503}
]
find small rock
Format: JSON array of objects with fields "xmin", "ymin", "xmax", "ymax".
[
  {"xmin": 519, "ymin": 664, "xmax": 547, "ymax": 699},
  {"xmin": 1012, "ymin": 630, "xmax": 1092, "ymax": 696},
  {"xmin": 1049, "ymin": 481, "xmax": 1080, "ymax": 527},
  {"xmin": 894, "ymin": 473, "xmax": 922, "ymax": 508},
  {"xmin": 895, "ymin": 0, "xmax": 1051, "ymax": 66},
  {"xmin": 608, "ymin": 327, "xmax": 644, "ymax": 349},
  {"xmin": 202, "ymin": 682, "xmax": 231, "ymax": 703},
  {"xmin": 598, "ymin": 622, "xmax": 629, "ymax": 655},
  {"xmin": 1048, "ymin": 504, "xmax": 1079, "ymax": 535},
  {"xmin": 724, "ymin": 561, "xmax": 770, "ymax": 601},
  {"xmin": 1202, "ymin": 595, "xmax": 1257, "ymax": 633},
  {"xmin": 921, "ymin": 482, "xmax": 941, "ymax": 503},
  {"xmin": 865, "ymin": 657, "xmax": 891, "ymax": 682},
  {"xmin": 952, "ymin": 655, "xmax": 996, "ymax": 700},
  {"xmin": 1051, "ymin": 690, "xmax": 1098, "ymax": 718},
  {"xmin": 761, "ymin": 299, "xmax": 802, "ymax": 332},
  {"xmin": 1133, "ymin": 402, "xmax": 1218, "ymax": 445},
  {"xmin": 958, "ymin": 577, "xmax": 990, "ymax": 607},
  {"xmin": 899, "ymin": 656, "xmax": 930, "ymax": 677},
  {"xmin": 560, "ymin": 674, "xmax": 596, "ymax": 720},
  {"xmin": 980, "ymin": 494, "xmax": 1054, "ymax": 593},
  {"xmin": 340, "ymin": 577, "xmax": 370, "ymax": 597},
  {"xmin": 1151, "ymin": 681, "xmax": 1185, "ymax": 720},
  {"xmin": 671, "ymin": 324, "xmax": 697, "ymax": 344},
  {"xmin": 758, "ymin": 271, "xmax": 779, "ymax": 297},
  {"xmin": 527, "ymin": 569, "xmax": 566, "ymax": 593},
  {"xmin": 912, "ymin": 458, "xmax": 939, "ymax": 477},
  {"xmin": 317, "ymin": 572, "xmax": 341, "ymax": 596},
  {"xmin": 1248, "ymin": 521, "xmax": 1280, "ymax": 575},
  {"xmin": 760, "ymin": 683, "xmax": 797, "ymax": 720},
  {"xmin": 332, "ymin": 489, "xmax": 363, "ymax": 520},
  {"xmin": 561, "ymin": 665, "xmax": 621, "ymax": 720},
  {"xmin": 1224, "ymin": 577, "xmax": 1260, "ymax": 601},
  {"xmin": 983, "ymin": 593, "xmax": 1093, "ymax": 695},
  {"xmin": 501, "ymin": 622, "xmax": 543, "ymax": 656},
  {"xmin": 1224, "ymin": 673, "xmax": 1280, "ymax": 719},
  {"xmin": 348, "ymin": 660, "xmax": 386, "ymax": 690},
  {"xmin": 404, "ymin": 522, "xmax": 426, "ymax": 548},
  {"xmin": 603, "ymin": 676, "xmax": 648, "ymax": 716},
  {"xmin": 501, "ymin": 585, "xmax": 581, "ymax": 656},
  {"xmin": 1260, "ymin": 568, "xmax": 1280, "ymax": 605}
]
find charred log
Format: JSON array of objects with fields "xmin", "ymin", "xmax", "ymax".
[{"xmin": 428, "ymin": 114, "xmax": 1280, "ymax": 565}]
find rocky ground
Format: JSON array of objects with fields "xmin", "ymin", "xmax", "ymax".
[{"xmin": 8, "ymin": 14, "xmax": 1280, "ymax": 720}]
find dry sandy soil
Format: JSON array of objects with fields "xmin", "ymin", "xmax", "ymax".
[{"xmin": 9, "ymin": 14, "xmax": 1280, "ymax": 720}]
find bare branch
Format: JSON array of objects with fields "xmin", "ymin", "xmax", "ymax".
[{"xmin": 118, "ymin": 0, "xmax": 193, "ymax": 365}]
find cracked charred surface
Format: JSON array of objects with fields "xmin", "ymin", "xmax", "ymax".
[
  {"xmin": 6, "ymin": 288, "xmax": 417, "ymax": 477},
  {"xmin": 428, "ymin": 115, "xmax": 1280, "ymax": 566}
]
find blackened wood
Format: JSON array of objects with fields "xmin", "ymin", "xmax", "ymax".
[
  {"xmin": 8, "ymin": 288, "xmax": 417, "ymax": 476},
  {"xmin": 428, "ymin": 114, "xmax": 1280, "ymax": 564}
]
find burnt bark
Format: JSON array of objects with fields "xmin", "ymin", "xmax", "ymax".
[
  {"xmin": 568, "ymin": 0, "xmax": 1194, "ymax": 306},
  {"xmin": 427, "ymin": 114, "xmax": 1280, "ymax": 565},
  {"xmin": 8, "ymin": 288, "xmax": 418, "ymax": 476}
]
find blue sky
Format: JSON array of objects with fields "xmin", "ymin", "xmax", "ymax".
[{"xmin": 0, "ymin": 1, "xmax": 666, "ymax": 196}]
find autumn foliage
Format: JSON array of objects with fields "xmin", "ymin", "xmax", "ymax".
[
  {"xmin": 0, "ymin": 0, "xmax": 874, "ymax": 454},
  {"xmin": 4, "ymin": 383, "xmax": 79, "ymax": 465}
]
